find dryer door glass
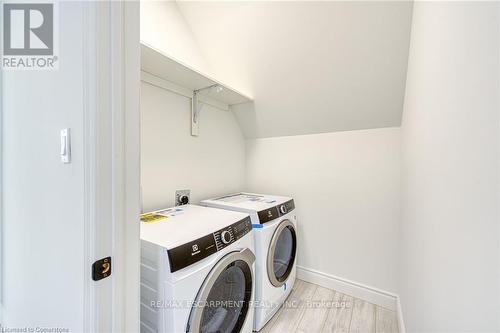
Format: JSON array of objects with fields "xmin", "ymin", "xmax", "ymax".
[
  {"xmin": 200, "ymin": 261, "xmax": 251, "ymax": 333},
  {"xmin": 268, "ymin": 220, "xmax": 297, "ymax": 287}
]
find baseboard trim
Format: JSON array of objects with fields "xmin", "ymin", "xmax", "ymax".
[{"xmin": 296, "ymin": 265, "xmax": 398, "ymax": 311}]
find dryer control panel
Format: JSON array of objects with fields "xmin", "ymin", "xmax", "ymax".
[
  {"xmin": 279, "ymin": 199, "xmax": 296, "ymax": 216},
  {"xmin": 167, "ymin": 216, "xmax": 252, "ymax": 273},
  {"xmin": 257, "ymin": 199, "xmax": 295, "ymax": 224}
]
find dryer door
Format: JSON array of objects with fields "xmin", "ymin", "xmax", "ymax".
[
  {"xmin": 187, "ymin": 248, "xmax": 255, "ymax": 333},
  {"xmin": 267, "ymin": 219, "xmax": 297, "ymax": 287}
]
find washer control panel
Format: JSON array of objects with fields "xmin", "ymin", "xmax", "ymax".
[
  {"xmin": 167, "ymin": 216, "xmax": 252, "ymax": 273},
  {"xmin": 221, "ymin": 230, "xmax": 232, "ymax": 244},
  {"xmin": 214, "ymin": 216, "xmax": 252, "ymax": 251}
]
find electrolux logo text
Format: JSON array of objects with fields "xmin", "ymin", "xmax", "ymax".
[{"xmin": 2, "ymin": 2, "xmax": 59, "ymax": 70}]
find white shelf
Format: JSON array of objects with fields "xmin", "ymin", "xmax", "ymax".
[{"xmin": 140, "ymin": 42, "xmax": 253, "ymax": 106}]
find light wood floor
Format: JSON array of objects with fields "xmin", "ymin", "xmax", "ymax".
[{"xmin": 259, "ymin": 279, "xmax": 398, "ymax": 333}]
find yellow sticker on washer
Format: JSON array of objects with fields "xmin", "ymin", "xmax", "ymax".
[{"xmin": 140, "ymin": 213, "xmax": 168, "ymax": 223}]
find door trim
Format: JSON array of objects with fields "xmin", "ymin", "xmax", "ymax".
[
  {"xmin": 82, "ymin": 1, "xmax": 140, "ymax": 331},
  {"xmin": 267, "ymin": 219, "xmax": 297, "ymax": 287},
  {"xmin": 187, "ymin": 248, "xmax": 255, "ymax": 333}
]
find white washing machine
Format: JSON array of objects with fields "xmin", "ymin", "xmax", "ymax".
[
  {"xmin": 201, "ymin": 193, "xmax": 298, "ymax": 331},
  {"xmin": 140, "ymin": 205, "xmax": 256, "ymax": 333}
]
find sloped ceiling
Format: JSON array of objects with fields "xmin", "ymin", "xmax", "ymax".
[
  {"xmin": 141, "ymin": 1, "xmax": 211, "ymax": 74},
  {"xmin": 177, "ymin": 1, "xmax": 413, "ymax": 138}
]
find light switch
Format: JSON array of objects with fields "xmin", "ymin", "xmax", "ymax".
[{"xmin": 60, "ymin": 128, "xmax": 71, "ymax": 163}]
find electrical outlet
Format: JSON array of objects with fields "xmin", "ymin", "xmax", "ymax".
[{"xmin": 175, "ymin": 190, "xmax": 190, "ymax": 206}]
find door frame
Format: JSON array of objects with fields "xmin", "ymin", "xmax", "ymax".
[{"xmin": 82, "ymin": 1, "xmax": 140, "ymax": 331}]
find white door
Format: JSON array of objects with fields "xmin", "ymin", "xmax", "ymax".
[{"xmin": 0, "ymin": 1, "xmax": 140, "ymax": 331}]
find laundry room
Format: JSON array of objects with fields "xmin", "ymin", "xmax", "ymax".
[
  {"xmin": 2, "ymin": 1, "xmax": 499, "ymax": 333},
  {"xmin": 139, "ymin": 1, "xmax": 404, "ymax": 331},
  {"xmin": 137, "ymin": 1, "xmax": 499, "ymax": 332}
]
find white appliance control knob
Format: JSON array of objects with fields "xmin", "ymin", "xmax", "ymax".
[
  {"xmin": 221, "ymin": 231, "xmax": 232, "ymax": 244},
  {"xmin": 280, "ymin": 205, "xmax": 287, "ymax": 214}
]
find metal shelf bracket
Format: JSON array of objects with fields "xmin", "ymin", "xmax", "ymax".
[{"xmin": 191, "ymin": 84, "xmax": 222, "ymax": 136}]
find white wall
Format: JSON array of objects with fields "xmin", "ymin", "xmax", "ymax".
[
  {"xmin": 140, "ymin": 1, "xmax": 246, "ymax": 212},
  {"xmin": 177, "ymin": 1, "xmax": 413, "ymax": 138},
  {"xmin": 246, "ymin": 127, "xmax": 401, "ymax": 293},
  {"xmin": 140, "ymin": 0, "xmax": 210, "ymax": 74},
  {"xmin": 141, "ymin": 81, "xmax": 246, "ymax": 212},
  {"xmin": 1, "ymin": 2, "xmax": 86, "ymax": 330},
  {"xmin": 400, "ymin": 2, "xmax": 499, "ymax": 331}
]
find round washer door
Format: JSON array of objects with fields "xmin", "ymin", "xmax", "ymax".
[
  {"xmin": 187, "ymin": 248, "xmax": 255, "ymax": 333},
  {"xmin": 267, "ymin": 219, "xmax": 297, "ymax": 287}
]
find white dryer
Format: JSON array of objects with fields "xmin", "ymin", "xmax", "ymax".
[
  {"xmin": 140, "ymin": 205, "xmax": 256, "ymax": 333},
  {"xmin": 201, "ymin": 193, "xmax": 298, "ymax": 331}
]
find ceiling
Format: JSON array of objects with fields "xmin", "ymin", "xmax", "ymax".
[{"xmin": 177, "ymin": 1, "xmax": 413, "ymax": 138}]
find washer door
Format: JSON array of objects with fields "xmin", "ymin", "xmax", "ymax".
[
  {"xmin": 267, "ymin": 220, "xmax": 297, "ymax": 287},
  {"xmin": 187, "ymin": 248, "xmax": 255, "ymax": 333}
]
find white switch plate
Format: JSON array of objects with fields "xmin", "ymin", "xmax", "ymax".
[{"xmin": 60, "ymin": 128, "xmax": 71, "ymax": 163}]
